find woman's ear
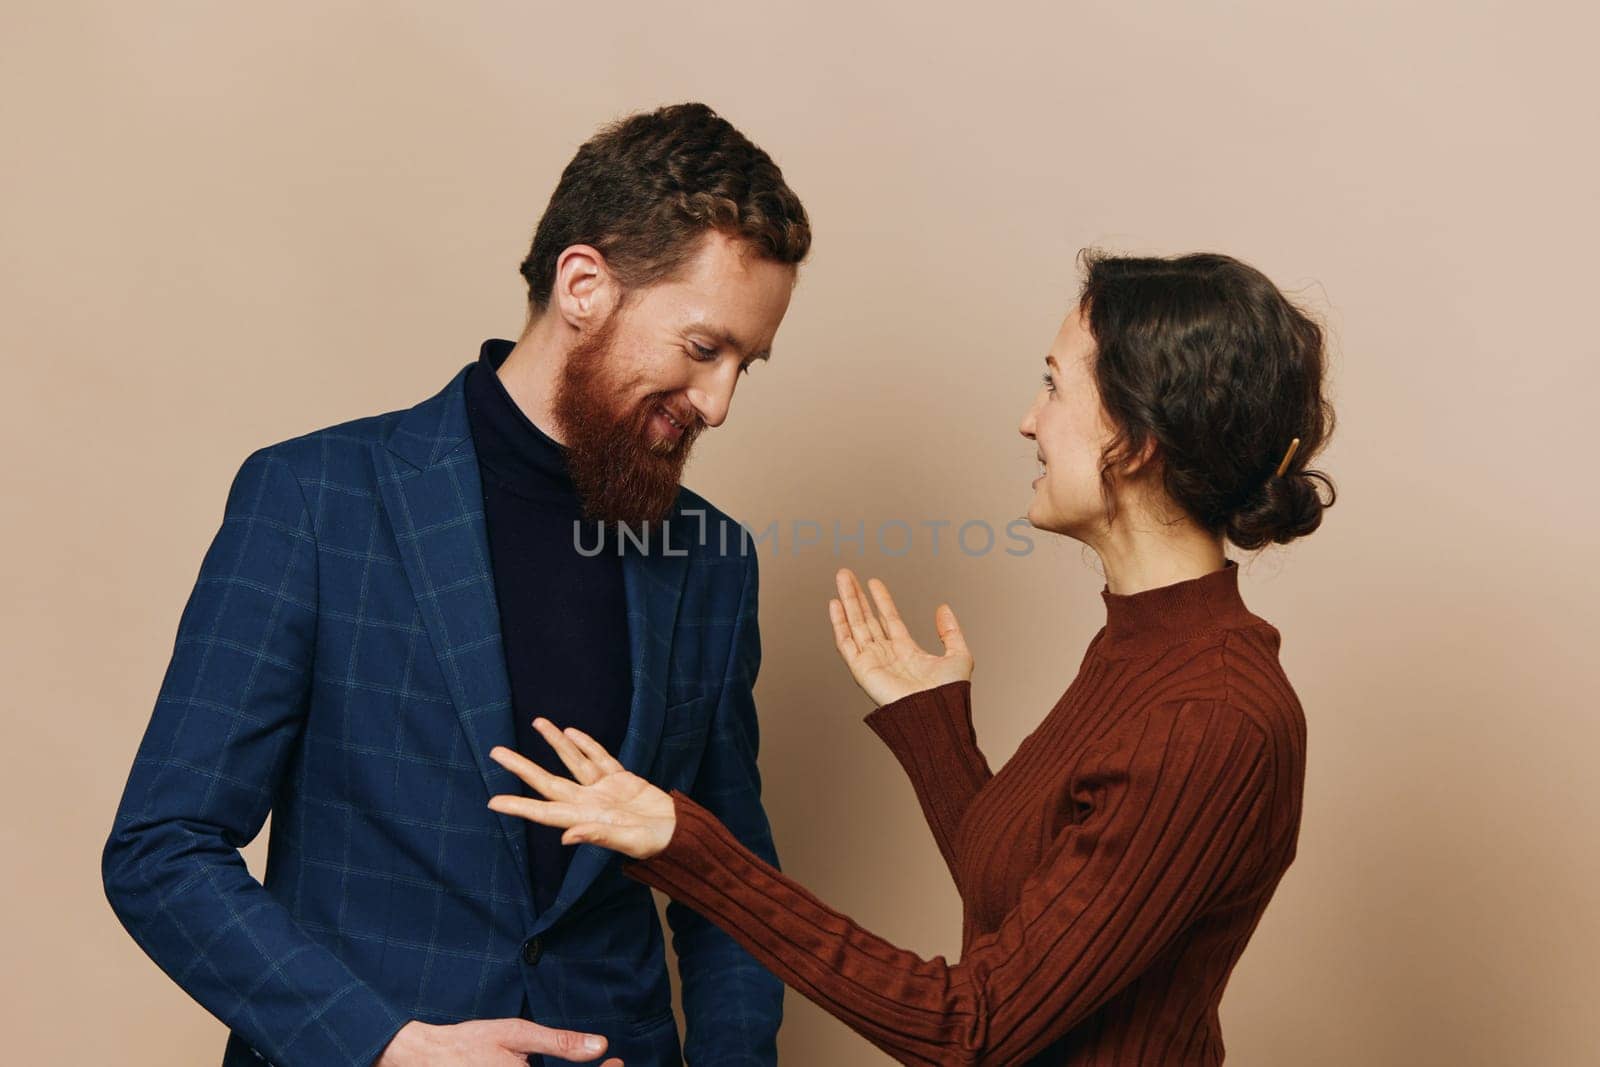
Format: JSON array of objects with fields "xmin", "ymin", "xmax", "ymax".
[
  {"xmin": 551, "ymin": 244, "xmax": 619, "ymax": 331},
  {"xmin": 1122, "ymin": 436, "xmax": 1163, "ymax": 479}
]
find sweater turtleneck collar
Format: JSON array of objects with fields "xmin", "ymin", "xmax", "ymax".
[
  {"xmin": 465, "ymin": 337, "xmax": 573, "ymax": 498},
  {"xmin": 1096, "ymin": 558, "xmax": 1257, "ymax": 658}
]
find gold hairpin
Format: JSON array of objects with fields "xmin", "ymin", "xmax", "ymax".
[{"xmin": 1273, "ymin": 437, "xmax": 1302, "ymax": 478}]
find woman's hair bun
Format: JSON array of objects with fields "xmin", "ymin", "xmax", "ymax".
[{"xmin": 1223, "ymin": 468, "xmax": 1336, "ymax": 551}]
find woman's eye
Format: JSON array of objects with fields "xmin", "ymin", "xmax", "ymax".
[{"xmin": 1041, "ymin": 371, "xmax": 1056, "ymax": 393}]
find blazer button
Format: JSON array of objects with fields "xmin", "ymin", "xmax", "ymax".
[{"xmin": 521, "ymin": 936, "xmax": 544, "ymax": 965}]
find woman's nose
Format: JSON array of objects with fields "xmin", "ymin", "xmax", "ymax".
[{"xmin": 1019, "ymin": 389, "xmax": 1046, "ymax": 438}]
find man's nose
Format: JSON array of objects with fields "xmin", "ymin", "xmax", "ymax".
[{"xmin": 687, "ymin": 366, "xmax": 740, "ymax": 429}]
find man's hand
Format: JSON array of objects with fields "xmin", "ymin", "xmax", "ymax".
[{"xmin": 375, "ymin": 1018, "xmax": 623, "ymax": 1065}]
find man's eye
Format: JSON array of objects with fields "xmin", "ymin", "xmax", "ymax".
[{"xmin": 690, "ymin": 343, "xmax": 717, "ymax": 361}]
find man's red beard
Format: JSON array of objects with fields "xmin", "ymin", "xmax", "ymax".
[{"xmin": 551, "ymin": 312, "xmax": 705, "ymax": 526}]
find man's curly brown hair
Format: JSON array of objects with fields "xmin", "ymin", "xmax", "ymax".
[{"xmin": 520, "ymin": 102, "xmax": 811, "ymax": 312}]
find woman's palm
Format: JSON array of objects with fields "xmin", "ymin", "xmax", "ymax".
[
  {"xmin": 489, "ymin": 721, "xmax": 676, "ymax": 860},
  {"xmin": 828, "ymin": 569, "xmax": 974, "ymax": 706}
]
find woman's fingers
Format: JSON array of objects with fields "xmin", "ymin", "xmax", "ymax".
[
  {"xmin": 836, "ymin": 568, "xmax": 887, "ymax": 644},
  {"xmin": 488, "ymin": 794, "xmax": 636, "ymax": 839},
  {"xmin": 834, "ymin": 568, "xmax": 873, "ymax": 644},
  {"xmin": 866, "ymin": 577, "xmax": 914, "ymax": 644},
  {"xmin": 532, "ymin": 718, "xmax": 600, "ymax": 784},
  {"xmin": 935, "ymin": 603, "xmax": 971, "ymax": 660},
  {"xmin": 487, "ymin": 793, "xmax": 593, "ymax": 829},
  {"xmin": 487, "ymin": 735, "xmax": 661, "ymax": 860},
  {"xmin": 846, "ymin": 570, "xmax": 889, "ymax": 643},
  {"xmin": 488, "ymin": 800, "xmax": 654, "ymax": 863},
  {"xmin": 561, "ymin": 725, "xmax": 626, "ymax": 776},
  {"xmin": 828, "ymin": 598, "xmax": 858, "ymax": 657},
  {"xmin": 489, "ymin": 746, "xmax": 581, "ymax": 801}
]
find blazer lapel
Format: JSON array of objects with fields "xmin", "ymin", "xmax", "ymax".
[
  {"xmin": 532, "ymin": 514, "xmax": 692, "ymax": 933},
  {"xmin": 373, "ymin": 364, "xmax": 536, "ymax": 913}
]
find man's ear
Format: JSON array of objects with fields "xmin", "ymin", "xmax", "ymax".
[{"xmin": 551, "ymin": 244, "xmax": 619, "ymax": 331}]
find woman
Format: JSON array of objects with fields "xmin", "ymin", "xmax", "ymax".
[{"xmin": 488, "ymin": 251, "xmax": 1336, "ymax": 1065}]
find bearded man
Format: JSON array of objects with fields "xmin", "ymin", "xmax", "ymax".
[{"xmin": 103, "ymin": 102, "xmax": 810, "ymax": 1067}]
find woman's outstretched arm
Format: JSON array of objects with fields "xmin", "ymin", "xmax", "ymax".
[
  {"xmin": 490, "ymin": 699, "xmax": 1279, "ymax": 1066},
  {"xmin": 829, "ymin": 570, "xmax": 989, "ymax": 876},
  {"xmin": 861, "ymin": 680, "xmax": 992, "ymax": 879}
]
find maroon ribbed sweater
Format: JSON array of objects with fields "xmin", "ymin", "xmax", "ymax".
[{"xmin": 625, "ymin": 559, "xmax": 1307, "ymax": 1065}]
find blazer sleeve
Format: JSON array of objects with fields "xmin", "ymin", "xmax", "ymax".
[
  {"xmin": 664, "ymin": 546, "xmax": 785, "ymax": 1066},
  {"xmin": 102, "ymin": 448, "xmax": 407, "ymax": 1067},
  {"xmin": 627, "ymin": 698, "xmax": 1277, "ymax": 1067},
  {"xmin": 862, "ymin": 681, "xmax": 993, "ymax": 880}
]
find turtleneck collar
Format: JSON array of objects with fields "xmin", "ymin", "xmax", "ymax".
[
  {"xmin": 1096, "ymin": 559, "xmax": 1257, "ymax": 658},
  {"xmin": 464, "ymin": 337, "xmax": 573, "ymax": 499}
]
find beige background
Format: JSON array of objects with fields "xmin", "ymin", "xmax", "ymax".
[{"xmin": 4, "ymin": 1, "xmax": 1597, "ymax": 1063}]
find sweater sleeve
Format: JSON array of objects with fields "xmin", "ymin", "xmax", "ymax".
[
  {"xmin": 623, "ymin": 699, "xmax": 1276, "ymax": 1067},
  {"xmin": 861, "ymin": 681, "xmax": 993, "ymax": 879}
]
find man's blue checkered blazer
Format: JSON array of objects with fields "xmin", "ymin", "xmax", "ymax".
[{"xmin": 103, "ymin": 358, "xmax": 784, "ymax": 1067}]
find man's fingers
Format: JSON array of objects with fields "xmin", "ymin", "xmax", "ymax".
[
  {"xmin": 492, "ymin": 1017, "xmax": 613, "ymax": 1060},
  {"xmin": 488, "ymin": 746, "xmax": 580, "ymax": 801}
]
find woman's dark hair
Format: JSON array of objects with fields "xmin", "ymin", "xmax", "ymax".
[
  {"xmin": 1078, "ymin": 250, "xmax": 1337, "ymax": 549},
  {"xmin": 520, "ymin": 102, "xmax": 811, "ymax": 312}
]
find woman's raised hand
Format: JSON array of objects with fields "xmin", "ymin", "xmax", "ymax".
[
  {"xmin": 827, "ymin": 568, "xmax": 974, "ymax": 707},
  {"xmin": 488, "ymin": 719, "xmax": 676, "ymax": 861}
]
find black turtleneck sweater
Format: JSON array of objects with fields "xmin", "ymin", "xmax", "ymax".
[{"xmin": 464, "ymin": 338, "xmax": 633, "ymax": 916}]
